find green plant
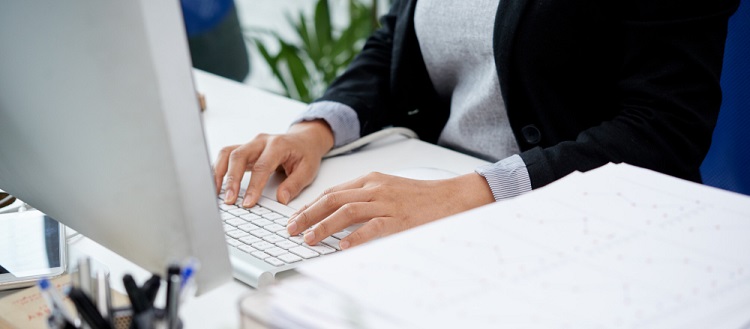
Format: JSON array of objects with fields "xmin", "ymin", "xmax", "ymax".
[{"xmin": 248, "ymin": 0, "xmax": 380, "ymax": 103}]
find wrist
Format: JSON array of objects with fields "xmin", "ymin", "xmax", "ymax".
[
  {"xmin": 448, "ymin": 173, "xmax": 496, "ymax": 210},
  {"xmin": 289, "ymin": 120, "xmax": 335, "ymax": 156}
]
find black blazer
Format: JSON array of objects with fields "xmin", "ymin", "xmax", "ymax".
[{"xmin": 318, "ymin": 0, "xmax": 740, "ymax": 189}]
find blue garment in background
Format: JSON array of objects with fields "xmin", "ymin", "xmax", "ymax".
[
  {"xmin": 701, "ymin": 0, "xmax": 750, "ymax": 195},
  {"xmin": 181, "ymin": 0, "xmax": 234, "ymax": 37}
]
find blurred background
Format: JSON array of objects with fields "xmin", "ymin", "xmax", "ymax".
[
  {"xmin": 184, "ymin": 0, "xmax": 390, "ymax": 102},
  {"xmin": 182, "ymin": 0, "xmax": 748, "ymax": 196}
]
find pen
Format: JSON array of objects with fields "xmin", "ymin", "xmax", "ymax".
[
  {"xmin": 39, "ymin": 280, "xmax": 65, "ymax": 329},
  {"xmin": 179, "ymin": 262, "xmax": 197, "ymax": 303},
  {"xmin": 165, "ymin": 265, "xmax": 181, "ymax": 329},
  {"xmin": 68, "ymin": 287, "xmax": 112, "ymax": 329},
  {"xmin": 38, "ymin": 278, "xmax": 82, "ymax": 328},
  {"xmin": 78, "ymin": 257, "xmax": 93, "ymax": 298},
  {"xmin": 94, "ymin": 270, "xmax": 113, "ymax": 324},
  {"xmin": 179, "ymin": 264, "xmax": 194, "ymax": 291}
]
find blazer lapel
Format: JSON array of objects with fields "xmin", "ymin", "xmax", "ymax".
[{"xmin": 493, "ymin": 0, "xmax": 530, "ymax": 103}]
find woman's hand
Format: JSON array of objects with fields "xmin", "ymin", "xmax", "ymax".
[
  {"xmin": 287, "ymin": 172, "xmax": 495, "ymax": 250},
  {"xmin": 213, "ymin": 120, "xmax": 334, "ymax": 207}
]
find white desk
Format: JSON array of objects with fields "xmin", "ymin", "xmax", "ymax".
[{"xmin": 57, "ymin": 70, "xmax": 490, "ymax": 328}]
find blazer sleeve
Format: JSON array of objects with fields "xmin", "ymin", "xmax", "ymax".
[
  {"xmin": 520, "ymin": 0, "xmax": 740, "ymax": 188},
  {"xmin": 314, "ymin": 0, "xmax": 410, "ymax": 136}
]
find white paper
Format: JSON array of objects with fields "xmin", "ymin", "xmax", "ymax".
[{"xmin": 297, "ymin": 163, "xmax": 750, "ymax": 328}]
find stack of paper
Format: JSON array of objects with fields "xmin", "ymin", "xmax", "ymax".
[{"xmin": 259, "ymin": 163, "xmax": 750, "ymax": 328}]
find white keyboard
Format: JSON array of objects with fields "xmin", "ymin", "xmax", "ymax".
[{"xmin": 218, "ymin": 188, "xmax": 349, "ymax": 271}]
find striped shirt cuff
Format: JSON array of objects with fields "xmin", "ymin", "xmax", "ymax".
[
  {"xmin": 292, "ymin": 101, "xmax": 361, "ymax": 148},
  {"xmin": 475, "ymin": 154, "xmax": 532, "ymax": 201}
]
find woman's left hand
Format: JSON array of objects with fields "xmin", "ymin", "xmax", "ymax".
[{"xmin": 286, "ymin": 172, "xmax": 495, "ymax": 250}]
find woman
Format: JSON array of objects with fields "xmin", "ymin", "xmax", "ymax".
[{"xmin": 215, "ymin": 0, "xmax": 739, "ymax": 250}]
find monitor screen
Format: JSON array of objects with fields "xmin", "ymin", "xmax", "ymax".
[{"xmin": 0, "ymin": 1, "xmax": 232, "ymax": 293}]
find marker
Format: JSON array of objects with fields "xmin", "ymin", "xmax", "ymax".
[
  {"xmin": 122, "ymin": 274, "xmax": 149, "ymax": 315},
  {"xmin": 141, "ymin": 274, "xmax": 161, "ymax": 307}
]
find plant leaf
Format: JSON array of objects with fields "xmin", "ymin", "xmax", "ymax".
[
  {"xmin": 314, "ymin": 0, "xmax": 333, "ymax": 56},
  {"xmin": 279, "ymin": 42, "xmax": 312, "ymax": 103}
]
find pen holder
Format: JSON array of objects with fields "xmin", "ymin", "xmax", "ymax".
[{"xmin": 110, "ymin": 306, "xmax": 183, "ymax": 329}]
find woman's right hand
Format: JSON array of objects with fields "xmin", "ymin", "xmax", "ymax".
[{"xmin": 213, "ymin": 119, "xmax": 335, "ymax": 208}]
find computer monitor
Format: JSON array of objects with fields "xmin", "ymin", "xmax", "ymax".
[{"xmin": 0, "ymin": 1, "xmax": 232, "ymax": 292}]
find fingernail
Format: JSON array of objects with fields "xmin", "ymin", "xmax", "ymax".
[
  {"xmin": 287, "ymin": 221, "xmax": 297, "ymax": 234},
  {"xmin": 279, "ymin": 191, "xmax": 290, "ymax": 204},
  {"xmin": 225, "ymin": 190, "xmax": 235, "ymax": 203},
  {"xmin": 340, "ymin": 240, "xmax": 350, "ymax": 250},
  {"xmin": 242, "ymin": 193, "xmax": 252, "ymax": 208},
  {"xmin": 303, "ymin": 231, "xmax": 315, "ymax": 244}
]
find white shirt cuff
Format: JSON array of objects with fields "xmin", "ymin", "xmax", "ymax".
[
  {"xmin": 475, "ymin": 154, "xmax": 532, "ymax": 201},
  {"xmin": 293, "ymin": 101, "xmax": 361, "ymax": 148}
]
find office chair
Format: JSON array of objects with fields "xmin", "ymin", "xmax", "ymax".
[
  {"xmin": 700, "ymin": 0, "xmax": 750, "ymax": 195},
  {"xmin": 181, "ymin": 0, "xmax": 250, "ymax": 82}
]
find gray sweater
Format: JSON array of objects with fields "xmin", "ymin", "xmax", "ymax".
[{"xmin": 297, "ymin": 0, "xmax": 531, "ymax": 201}]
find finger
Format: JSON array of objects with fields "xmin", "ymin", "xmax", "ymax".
[
  {"xmin": 276, "ymin": 161, "xmax": 317, "ymax": 205},
  {"xmin": 241, "ymin": 144, "xmax": 285, "ymax": 208},
  {"xmin": 288, "ymin": 188, "xmax": 373, "ymax": 235},
  {"xmin": 339, "ymin": 217, "xmax": 395, "ymax": 249},
  {"xmin": 303, "ymin": 202, "xmax": 381, "ymax": 246},
  {"xmin": 294, "ymin": 174, "xmax": 370, "ymax": 215},
  {"xmin": 225, "ymin": 140, "xmax": 266, "ymax": 205},
  {"xmin": 214, "ymin": 145, "xmax": 240, "ymax": 194}
]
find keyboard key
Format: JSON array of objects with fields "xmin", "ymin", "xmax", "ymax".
[
  {"xmin": 228, "ymin": 208, "xmax": 249, "ymax": 216},
  {"xmin": 332, "ymin": 231, "xmax": 351, "ymax": 239},
  {"xmin": 288, "ymin": 236, "xmax": 304, "ymax": 244},
  {"xmin": 226, "ymin": 238, "xmax": 243, "ymax": 247},
  {"xmin": 250, "ymin": 218, "xmax": 273, "ymax": 227},
  {"xmin": 240, "ymin": 213, "xmax": 262, "ymax": 221},
  {"xmin": 251, "ymin": 241, "xmax": 275, "ymax": 250},
  {"xmin": 220, "ymin": 213, "xmax": 235, "ymax": 220},
  {"xmin": 321, "ymin": 237, "xmax": 342, "ymax": 251},
  {"xmin": 274, "ymin": 218, "xmax": 289, "ymax": 225},
  {"xmin": 265, "ymin": 257, "xmax": 285, "ymax": 267},
  {"xmin": 275, "ymin": 240, "xmax": 298, "ymax": 250},
  {"xmin": 251, "ymin": 251, "xmax": 271, "ymax": 260},
  {"xmin": 262, "ymin": 234, "xmax": 286, "ymax": 244},
  {"xmin": 309, "ymin": 244, "xmax": 336, "ymax": 255},
  {"xmin": 264, "ymin": 224, "xmax": 286, "ymax": 232},
  {"xmin": 239, "ymin": 236, "xmax": 262, "ymax": 245},
  {"xmin": 289, "ymin": 246, "xmax": 319, "ymax": 259},
  {"xmin": 265, "ymin": 247, "xmax": 287, "ymax": 257},
  {"xmin": 223, "ymin": 224, "xmax": 234, "ymax": 232},
  {"xmin": 277, "ymin": 230, "xmax": 291, "ymax": 238},
  {"xmin": 219, "ymin": 204, "xmax": 237, "ymax": 210},
  {"xmin": 226, "ymin": 230, "xmax": 250, "ymax": 239},
  {"xmin": 250, "ymin": 207, "xmax": 271, "ymax": 215},
  {"xmin": 238, "ymin": 245, "xmax": 256, "ymax": 254},
  {"xmin": 238, "ymin": 223, "xmax": 260, "ymax": 232},
  {"xmin": 225, "ymin": 217, "xmax": 248, "ymax": 227},
  {"xmin": 262, "ymin": 212, "xmax": 284, "ymax": 220},
  {"xmin": 278, "ymin": 253, "xmax": 302, "ymax": 264},
  {"xmin": 249, "ymin": 228, "xmax": 273, "ymax": 238}
]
